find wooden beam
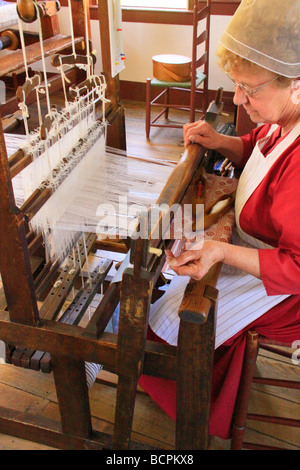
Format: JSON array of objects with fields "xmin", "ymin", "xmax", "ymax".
[
  {"xmin": 0, "ymin": 35, "xmax": 84, "ymax": 76},
  {"xmin": 0, "ymin": 310, "xmax": 177, "ymax": 378}
]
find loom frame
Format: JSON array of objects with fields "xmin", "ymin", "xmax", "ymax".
[
  {"xmin": 0, "ymin": 0, "xmax": 223, "ymax": 450},
  {"xmin": 0, "ymin": 134, "xmax": 220, "ymax": 450}
]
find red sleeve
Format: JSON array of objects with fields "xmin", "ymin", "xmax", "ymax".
[
  {"xmin": 258, "ymin": 144, "xmax": 300, "ymax": 295},
  {"xmin": 238, "ymin": 124, "xmax": 272, "ymax": 168}
]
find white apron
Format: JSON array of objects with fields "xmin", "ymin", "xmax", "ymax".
[{"xmin": 149, "ymin": 123, "xmax": 300, "ymax": 348}]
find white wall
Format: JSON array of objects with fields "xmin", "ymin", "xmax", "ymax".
[
  {"xmin": 118, "ymin": 15, "xmax": 236, "ymax": 92},
  {"xmin": 58, "ymin": 7, "xmax": 236, "ymax": 92}
]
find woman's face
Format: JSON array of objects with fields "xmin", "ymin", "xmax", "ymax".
[{"xmin": 230, "ymin": 68, "xmax": 298, "ymax": 130}]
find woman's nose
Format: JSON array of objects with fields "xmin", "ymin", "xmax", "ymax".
[{"xmin": 233, "ymin": 85, "xmax": 249, "ymax": 106}]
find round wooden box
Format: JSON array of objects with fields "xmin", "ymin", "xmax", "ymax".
[{"xmin": 152, "ymin": 54, "xmax": 192, "ymax": 82}]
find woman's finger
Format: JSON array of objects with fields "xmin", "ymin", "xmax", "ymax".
[{"xmin": 168, "ymin": 249, "xmax": 201, "ymax": 267}]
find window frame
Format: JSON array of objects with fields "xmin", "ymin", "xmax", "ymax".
[
  {"xmin": 83, "ymin": 1, "xmax": 241, "ymax": 24},
  {"xmin": 120, "ymin": 0, "xmax": 192, "ymax": 10},
  {"xmin": 118, "ymin": 1, "xmax": 240, "ymax": 24},
  {"xmin": 89, "ymin": 0, "xmax": 194, "ymax": 8}
]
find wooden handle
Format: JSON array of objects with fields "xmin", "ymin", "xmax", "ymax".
[{"xmin": 178, "ymin": 263, "xmax": 221, "ymax": 324}]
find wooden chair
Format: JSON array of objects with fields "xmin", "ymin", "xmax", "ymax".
[
  {"xmin": 145, "ymin": 0, "xmax": 211, "ymax": 138},
  {"xmin": 231, "ymin": 330, "xmax": 300, "ymax": 450}
]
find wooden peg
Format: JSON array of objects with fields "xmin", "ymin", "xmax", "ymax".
[
  {"xmin": 17, "ymin": 0, "xmax": 36, "ymax": 23},
  {"xmin": 16, "ymin": 74, "xmax": 41, "ymax": 103},
  {"xmin": 40, "ymin": 114, "xmax": 55, "ymax": 140},
  {"xmin": 51, "ymin": 52, "xmax": 96, "ymax": 68}
]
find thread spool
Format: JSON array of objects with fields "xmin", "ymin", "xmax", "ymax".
[{"xmin": 152, "ymin": 54, "xmax": 192, "ymax": 82}]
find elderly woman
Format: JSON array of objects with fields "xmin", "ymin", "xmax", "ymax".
[{"xmin": 139, "ymin": 0, "xmax": 300, "ymax": 440}]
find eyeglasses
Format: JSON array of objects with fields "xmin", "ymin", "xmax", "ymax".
[{"xmin": 226, "ymin": 73, "xmax": 279, "ymax": 98}]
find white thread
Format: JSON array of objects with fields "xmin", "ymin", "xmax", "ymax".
[
  {"xmin": 35, "ymin": 3, "xmax": 51, "ymax": 115},
  {"xmin": 8, "ymin": 5, "xmax": 173, "ymax": 264},
  {"xmin": 17, "ymin": 16, "xmax": 29, "ymax": 79},
  {"xmin": 68, "ymin": 0, "xmax": 77, "ymax": 58},
  {"xmin": 83, "ymin": 0, "xmax": 91, "ymax": 78}
]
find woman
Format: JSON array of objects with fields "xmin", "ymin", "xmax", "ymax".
[{"xmin": 139, "ymin": 0, "xmax": 300, "ymax": 440}]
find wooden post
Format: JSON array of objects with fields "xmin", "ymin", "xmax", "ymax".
[
  {"xmin": 176, "ymin": 305, "xmax": 216, "ymax": 449},
  {"xmin": 71, "ymin": 0, "xmax": 91, "ymax": 38},
  {"xmin": 113, "ymin": 270, "xmax": 153, "ymax": 449},
  {"xmin": 51, "ymin": 355, "xmax": 93, "ymax": 439},
  {"xmin": 176, "ymin": 264, "xmax": 220, "ymax": 449},
  {"xmin": 230, "ymin": 331, "xmax": 259, "ymax": 450},
  {"xmin": 0, "ymin": 118, "xmax": 39, "ymax": 326},
  {"xmin": 97, "ymin": 0, "xmax": 126, "ymax": 150}
]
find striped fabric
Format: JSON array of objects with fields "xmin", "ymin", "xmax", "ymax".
[
  {"xmin": 149, "ymin": 228, "xmax": 289, "ymax": 349},
  {"xmin": 148, "ymin": 269, "xmax": 289, "ymax": 350},
  {"xmin": 85, "ymin": 362, "xmax": 103, "ymax": 389}
]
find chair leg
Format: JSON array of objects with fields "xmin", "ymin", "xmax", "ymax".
[
  {"xmin": 145, "ymin": 78, "xmax": 151, "ymax": 138},
  {"xmin": 164, "ymin": 87, "xmax": 169, "ymax": 119},
  {"xmin": 189, "ymin": 91, "xmax": 196, "ymax": 123},
  {"xmin": 230, "ymin": 330, "xmax": 259, "ymax": 450}
]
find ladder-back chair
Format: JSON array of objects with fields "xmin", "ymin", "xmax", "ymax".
[
  {"xmin": 145, "ymin": 0, "xmax": 211, "ymax": 138},
  {"xmin": 231, "ymin": 330, "xmax": 300, "ymax": 450}
]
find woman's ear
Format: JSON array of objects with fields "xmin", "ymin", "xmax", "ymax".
[{"xmin": 291, "ymin": 79, "xmax": 300, "ymax": 105}]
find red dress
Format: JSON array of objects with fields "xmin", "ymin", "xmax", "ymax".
[{"xmin": 139, "ymin": 124, "xmax": 300, "ymax": 439}]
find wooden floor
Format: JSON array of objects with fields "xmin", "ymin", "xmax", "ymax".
[{"xmin": 0, "ymin": 101, "xmax": 299, "ymax": 450}]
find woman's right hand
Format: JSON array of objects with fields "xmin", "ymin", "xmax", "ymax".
[{"xmin": 183, "ymin": 120, "xmax": 222, "ymax": 149}]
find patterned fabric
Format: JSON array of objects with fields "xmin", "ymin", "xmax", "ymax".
[{"xmin": 163, "ymin": 173, "xmax": 237, "ymax": 272}]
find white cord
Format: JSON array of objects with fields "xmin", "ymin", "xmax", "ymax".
[
  {"xmin": 35, "ymin": 2, "xmax": 51, "ymax": 115},
  {"xmin": 67, "ymin": 0, "xmax": 76, "ymax": 58}
]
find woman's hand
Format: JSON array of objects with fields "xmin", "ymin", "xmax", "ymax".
[
  {"xmin": 166, "ymin": 241, "xmax": 261, "ymax": 280},
  {"xmin": 183, "ymin": 121, "xmax": 222, "ymax": 149},
  {"xmin": 183, "ymin": 120, "xmax": 245, "ymax": 167},
  {"xmin": 165, "ymin": 241, "xmax": 225, "ymax": 280}
]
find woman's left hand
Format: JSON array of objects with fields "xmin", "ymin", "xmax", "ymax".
[{"xmin": 166, "ymin": 241, "xmax": 225, "ymax": 280}]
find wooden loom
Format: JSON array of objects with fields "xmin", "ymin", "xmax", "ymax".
[{"xmin": 0, "ymin": 0, "xmax": 224, "ymax": 450}]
